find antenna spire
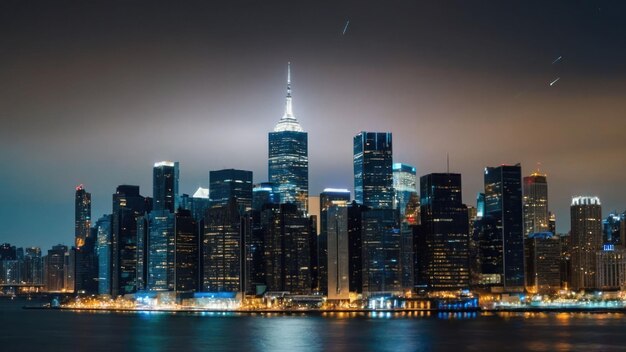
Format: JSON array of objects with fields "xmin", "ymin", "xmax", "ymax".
[{"xmin": 447, "ymin": 153, "xmax": 450, "ymax": 174}]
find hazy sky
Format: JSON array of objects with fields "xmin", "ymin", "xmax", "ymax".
[{"xmin": 1, "ymin": 1, "xmax": 625, "ymax": 250}]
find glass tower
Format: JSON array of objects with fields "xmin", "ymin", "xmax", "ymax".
[
  {"xmin": 353, "ymin": 132, "xmax": 394, "ymax": 210},
  {"xmin": 209, "ymin": 169, "xmax": 253, "ymax": 212},
  {"xmin": 417, "ymin": 173, "xmax": 470, "ymax": 291},
  {"xmin": 484, "ymin": 164, "xmax": 525, "ymax": 291},
  {"xmin": 523, "ymin": 172, "xmax": 549, "ymax": 237},
  {"xmin": 268, "ymin": 63, "xmax": 309, "ymax": 213},
  {"xmin": 153, "ymin": 161, "xmax": 179, "ymax": 213}
]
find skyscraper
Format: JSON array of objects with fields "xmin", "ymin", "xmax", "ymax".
[
  {"xmin": 74, "ymin": 184, "xmax": 91, "ymax": 248},
  {"xmin": 262, "ymin": 203, "xmax": 311, "ymax": 293},
  {"xmin": 525, "ymin": 232, "xmax": 561, "ymax": 293},
  {"xmin": 153, "ymin": 161, "xmax": 179, "ymax": 213},
  {"xmin": 416, "ymin": 173, "xmax": 470, "ymax": 291},
  {"xmin": 268, "ymin": 63, "xmax": 308, "ymax": 213},
  {"xmin": 393, "ymin": 163, "xmax": 418, "ymax": 291},
  {"xmin": 111, "ymin": 185, "xmax": 149, "ymax": 296},
  {"xmin": 319, "ymin": 189, "xmax": 351, "ymax": 295},
  {"xmin": 74, "ymin": 185, "xmax": 98, "ymax": 294},
  {"xmin": 326, "ymin": 203, "xmax": 350, "ymax": 300},
  {"xmin": 146, "ymin": 210, "xmax": 175, "ymax": 291},
  {"xmin": 353, "ymin": 132, "xmax": 394, "ymax": 210},
  {"xmin": 45, "ymin": 245, "xmax": 67, "ymax": 292},
  {"xmin": 209, "ymin": 169, "xmax": 253, "ymax": 211},
  {"xmin": 174, "ymin": 209, "xmax": 199, "ymax": 292},
  {"xmin": 203, "ymin": 199, "xmax": 243, "ymax": 292},
  {"xmin": 523, "ymin": 172, "xmax": 549, "ymax": 236},
  {"xmin": 570, "ymin": 196, "xmax": 603, "ymax": 290},
  {"xmin": 484, "ymin": 164, "xmax": 525, "ymax": 292},
  {"xmin": 95, "ymin": 214, "xmax": 112, "ymax": 295}
]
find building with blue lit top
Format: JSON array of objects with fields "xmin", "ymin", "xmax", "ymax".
[{"xmin": 268, "ymin": 63, "xmax": 308, "ymax": 214}]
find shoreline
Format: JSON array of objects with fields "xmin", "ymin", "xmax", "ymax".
[{"xmin": 21, "ymin": 306, "xmax": 626, "ymax": 314}]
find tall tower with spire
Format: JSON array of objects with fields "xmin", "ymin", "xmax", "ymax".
[{"xmin": 268, "ymin": 62, "xmax": 309, "ymax": 213}]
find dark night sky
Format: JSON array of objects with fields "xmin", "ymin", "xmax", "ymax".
[{"xmin": 1, "ymin": 1, "xmax": 625, "ymax": 250}]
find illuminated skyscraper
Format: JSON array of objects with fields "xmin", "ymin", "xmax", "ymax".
[
  {"xmin": 262, "ymin": 203, "xmax": 311, "ymax": 293},
  {"xmin": 353, "ymin": 132, "xmax": 394, "ymax": 210},
  {"xmin": 525, "ymin": 232, "xmax": 561, "ymax": 293},
  {"xmin": 174, "ymin": 209, "xmax": 199, "ymax": 292},
  {"xmin": 523, "ymin": 172, "xmax": 549, "ymax": 236},
  {"xmin": 146, "ymin": 210, "xmax": 175, "ymax": 291},
  {"xmin": 74, "ymin": 184, "xmax": 98, "ymax": 293},
  {"xmin": 209, "ymin": 169, "xmax": 253, "ymax": 212},
  {"xmin": 484, "ymin": 164, "xmax": 525, "ymax": 292},
  {"xmin": 203, "ymin": 199, "xmax": 243, "ymax": 292},
  {"xmin": 570, "ymin": 196, "xmax": 603, "ymax": 290},
  {"xmin": 95, "ymin": 214, "xmax": 112, "ymax": 295},
  {"xmin": 111, "ymin": 185, "xmax": 149, "ymax": 296},
  {"xmin": 268, "ymin": 63, "xmax": 308, "ymax": 213},
  {"xmin": 319, "ymin": 189, "xmax": 351, "ymax": 295},
  {"xmin": 393, "ymin": 163, "xmax": 418, "ymax": 290},
  {"xmin": 153, "ymin": 161, "xmax": 179, "ymax": 213},
  {"xmin": 416, "ymin": 173, "xmax": 470, "ymax": 291},
  {"xmin": 74, "ymin": 184, "xmax": 91, "ymax": 248}
]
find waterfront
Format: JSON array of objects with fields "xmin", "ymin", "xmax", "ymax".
[{"xmin": 2, "ymin": 299, "xmax": 626, "ymax": 351}]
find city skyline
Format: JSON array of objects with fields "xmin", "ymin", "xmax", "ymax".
[{"xmin": 2, "ymin": 1, "xmax": 626, "ymax": 251}]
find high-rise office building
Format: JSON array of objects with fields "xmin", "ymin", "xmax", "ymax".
[
  {"xmin": 347, "ymin": 202, "xmax": 367, "ymax": 293},
  {"xmin": 75, "ymin": 184, "xmax": 91, "ymax": 248},
  {"xmin": 45, "ymin": 245, "xmax": 67, "ymax": 292},
  {"xmin": 416, "ymin": 173, "xmax": 470, "ymax": 291},
  {"xmin": 95, "ymin": 214, "xmax": 112, "ymax": 295},
  {"xmin": 22, "ymin": 247, "xmax": 43, "ymax": 285},
  {"xmin": 174, "ymin": 209, "xmax": 199, "ymax": 292},
  {"xmin": 596, "ymin": 245, "xmax": 626, "ymax": 290},
  {"xmin": 525, "ymin": 232, "xmax": 561, "ymax": 293},
  {"xmin": 111, "ymin": 185, "xmax": 149, "ymax": 296},
  {"xmin": 326, "ymin": 203, "xmax": 350, "ymax": 300},
  {"xmin": 146, "ymin": 210, "xmax": 175, "ymax": 291},
  {"xmin": 523, "ymin": 172, "xmax": 549, "ymax": 237},
  {"xmin": 393, "ymin": 163, "xmax": 418, "ymax": 291},
  {"xmin": 153, "ymin": 161, "xmax": 179, "ymax": 213},
  {"xmin": 603, "ymin": 212, "xmax": 625, "ymax": 246},
  {"xmin": 393, "ymin": 163, "xmax": 417, "ymax": 216},
  {"xmin": 361, "ymin": 208, "xmax": 401, "ymax": 293},
  {"xmin": 268, "ymin": 63, "xmax": 308, "ymax": 213},
  {"xmin": 209, "ymin": 169, "xmax": 253, "ymax": 212},
  {"xmin": 570, "ymin": 196, "xmax": 603, "ymax": 290},
  {"xmin": 74, "ymin": 185, "xmax": 98, "ymax": 294},
  {"xmin": 203, "ymin": 199, "xmax": 243, "ymax": 292},
  {"xmin": 353, "ymin": 132, "xmax": 394, "ymax": 210},
  {"xmin": 319, "ymin": 189, "xmax": 351, "ymax": 296},
  {"xmin": 262, "ymin": 203, "xmax": 311, "ymax": 293},
  {"xmin": 484, "ymin": 164, "xmax": 525, "ymax": 292}
]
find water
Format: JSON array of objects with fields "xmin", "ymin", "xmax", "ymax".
[{"xmin": 2, "ymin": 298, "xmax": 625, "ymax": 351}]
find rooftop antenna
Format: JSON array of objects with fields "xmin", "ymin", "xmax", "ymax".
[{"xmin": 447, "ymin": 153, "xmax": 450, "ymax": 174}]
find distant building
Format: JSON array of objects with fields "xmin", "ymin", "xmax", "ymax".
[
  {"xmin": 525, "ymin": 232, "xmax": 561, "ymax": 293},
  {"xmin": 202, "ymin": 199, "xmax": 243, "ymax": 292},
  {"xmin": 318, "ymin": 189, "xmax": 351, "ymax": 294},
  {"xmin": 153, "ymin": 161, "xmax": 179, "ymax": 213},
  {"xmin": 210, "ymin": 169, "xmax": 253, "ymax": 212},
  {"xmin": 353, "ymin": 131, "xmax": 394, "ymax": 210},
  {"xmin": 596, "ymin": 245, "xmax": 626, "ymax": 290},
  {"xmin": 319, "ymin": 189, "xmax": 351, "ymax": 299},
  {"xmin": 75, "ymin": 184, "xmax": 98, "ymax": 294},
  {"xmin": 523, "ymin": 172, "xmax": 549, "ymax": 237},
  {"xmin": 347, "ymin": 202, "xmax": 367, "ymax": 293},
  {"xmin": 95, "ymin": 214, "xmax": 112, "ymax": 295},
  {"xmin": 268, "ymin": 63, "xmax": 308, "ymax": 213},
  {"xmin": 111, "ymin": 185, "xmax": 149, "ymax": 296},
  {"xmin": 416, "ymin": 173, "xmax": 470, "ymax": 291},
  {"xmin": 361, "ymin": 208, "xmax": 401, "ymax": 293},
  {"xmin": 252, "ymin": 182, "xmax": 280, "ymax": 212},
  {"xmin": 570, "ymin": 196, "xmax": 603, "ymax": 291},
  {"xmin": 483, "ymin": 164, "xmax": 525, "ymax": 292},
  {"xmin": 262, "ymin": 203, "xmax": 311, "ymax": 293},
  {"xmin": 45, "ymin": 245, "xmax": 67, "ymax": 292},
  {"xmin": 146, "ymin": 210, "xmax": 175, "ymax": 291},
  {"xmin": 603, "ymin": 212, "xmax": 625, "ymax": 246},
  {"xmin": 174, "ymin": 209, "xmax": 199, "ymax": 292}
]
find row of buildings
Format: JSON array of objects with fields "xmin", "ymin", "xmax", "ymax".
[{"xmin": 3, "ymin": 64, "xmax": 625, "ymax": 298}]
